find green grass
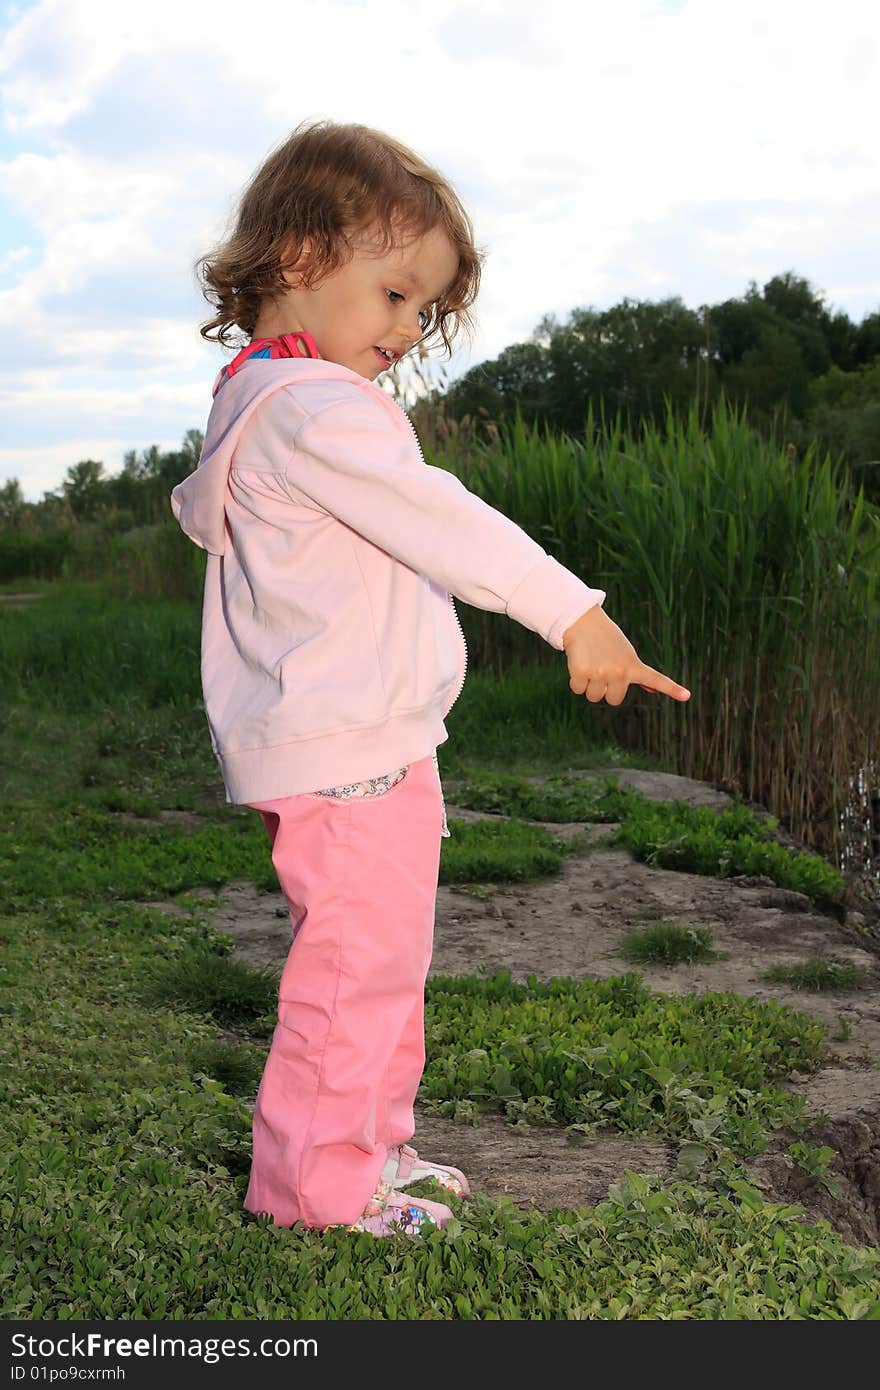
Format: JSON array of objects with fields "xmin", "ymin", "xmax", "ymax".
[
  {"xmin": 441, "ymin": 769, "xmax": 642, "ymax": 821},
  {"xmin": 102, "ymin": 916, "xmax": 829, "ymax": 1156},
  {"xmin": 139, "ymin": 938, "xmax": 282, "ymax": 1031},
  {"xmin": 761, "ymin": 957, "xmax": 869, "ymax": 992},
  {"xmin": 620, "ymin": 922, "xmax": 719, "ymax": 965},
  {"xmin": 187, "ymin": 1037, "xmax": 269, "ymax": 1099},
  {"xmin": 6, "ymin": 1152, "xmax": 880, "ymax": 1319},
  {"xmin": 0, "ymin": 581, "xmax": 202, "ymax": 710},
  {"xmin": 0, "ymin": 700, "xmax": 218, "ymax": 806},
  {"xmin": 0, "ymin": 796, "xmax": 588, "ymax": 916},
  {"xmin": 0, "ymin": 802, "xmax": 272, "ymax": 913},
  {"xmin": 0, "ymin": 772, "xmax": 845, "ymax": 918},
  {"xmin": 2, "ymin": 578, "xmax": 878, "ymax": 1318},
  {"xmin": 2, "ymin": 906, "xmax": 879, "ymax": 1320}
]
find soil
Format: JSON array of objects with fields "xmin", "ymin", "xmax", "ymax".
[{"xmin": 143, "ymin": 766, "xmax": 880, "ymax": 1249}]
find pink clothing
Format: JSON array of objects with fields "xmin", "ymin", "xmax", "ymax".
[
  {"xmin": 169, "ymin": 331, "xmax": 606, "ymax": 1230},
  {"xmin": 243, "ymin": 753, "xmax": 443, "ymax": 1228},
  {"xmin": 210, "ymin": 337, "xmax": 455, "ymax": 821},
  {"xmin": 169, "ymin": 337, "xmax": 606, "ymax": 805}
]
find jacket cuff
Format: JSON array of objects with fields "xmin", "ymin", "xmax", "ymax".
[{"xmin": 505, "ymin": 553, "xmax": 606, "ymax": 651}]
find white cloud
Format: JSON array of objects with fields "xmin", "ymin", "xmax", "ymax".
[{"xmin": 0, "ymin": 242, "xmax": 30, "ymax": 273}]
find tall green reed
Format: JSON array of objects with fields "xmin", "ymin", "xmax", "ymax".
[
  {"xmin": 416, "ymin": 390, "xmax": 879, "ymax": 882},
  {"xmin": 61, "ymin": 520, "xmax": 206, "ymax": 601}
]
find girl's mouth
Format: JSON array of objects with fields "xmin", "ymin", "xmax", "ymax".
[{"xmin": 374, "ymin": 347, "xmax": 393, "ymax": 365}]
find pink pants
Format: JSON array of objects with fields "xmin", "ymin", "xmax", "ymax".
[{"xmin": 242, "ymin": 753, "xmax": 444, "ymax": 1228}]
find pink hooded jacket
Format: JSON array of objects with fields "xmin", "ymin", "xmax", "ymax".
[{"xmin": 170, "ymin": 337, "xmax": 606, "ymax": 804}]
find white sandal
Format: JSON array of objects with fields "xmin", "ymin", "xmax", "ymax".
[
  {"xmin": 381, "ymin": 1143, "xmax": 470, "ymax": 1197},
  {"xmin": 326, "ymin": 1178, "xmax": 453, "ymax": 1237}
]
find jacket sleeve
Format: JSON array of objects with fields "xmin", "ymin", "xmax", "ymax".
[{"xmin": 282, "ymin": 387, "xmax": 606, "ymax": 651}]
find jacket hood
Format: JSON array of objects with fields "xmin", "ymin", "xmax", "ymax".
[{"xmin": 170, "ymin": 357, "xmax": 399, "ymax": 556}]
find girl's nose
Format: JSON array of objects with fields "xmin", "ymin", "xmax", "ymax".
[{"xmin": 401, "ymin": 313, "xmax": 422, "ymax": 346}]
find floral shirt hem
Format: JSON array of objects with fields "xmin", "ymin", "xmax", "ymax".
[{"xmin": 309, "ymin": 750, "xmax": 450, "ymax": 837}]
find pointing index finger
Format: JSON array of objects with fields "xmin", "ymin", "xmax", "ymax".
[{"xmin": 637, "ymin": 666, "xmax": 691, "ymax": 700}]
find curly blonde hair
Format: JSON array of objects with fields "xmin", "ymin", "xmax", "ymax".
[{"xmin": 195, "ymin": 118, "xmax": 487, "ymax": 362}]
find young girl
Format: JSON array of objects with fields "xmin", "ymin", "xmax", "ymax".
[{"xmin": 171, "ymin": 119, "xmax": 690, "ymax": 1239}]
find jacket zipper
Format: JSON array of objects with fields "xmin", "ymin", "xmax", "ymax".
[
  {"xmin": 400, "ymin": 407, "xmax": 469, "ymax": 716},
  {"xmin": 446, "ymin": 593, "xmax": 468, "ymax": 714}
]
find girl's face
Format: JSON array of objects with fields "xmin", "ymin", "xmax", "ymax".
[{"xmin": 253, "ymin": 222, "xmax": 460, "ymax": 380}]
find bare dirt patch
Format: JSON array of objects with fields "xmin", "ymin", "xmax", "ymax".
[{"xmin": 147, "ymin": 767, "xmax": 880, "ymax": 1245}]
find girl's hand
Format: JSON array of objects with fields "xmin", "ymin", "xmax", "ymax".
[{"xmin": 562, "ymin": 605, "xmax": 691, "ymax": 707}]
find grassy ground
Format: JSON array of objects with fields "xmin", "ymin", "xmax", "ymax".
[{"xmin": 2, "ymin": 581, "xmax": 879, "ymax": 1319}]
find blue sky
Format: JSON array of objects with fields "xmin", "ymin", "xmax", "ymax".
[{"xmin": 1, "ymin": 0, "xmax": 878, "ymax": 501}]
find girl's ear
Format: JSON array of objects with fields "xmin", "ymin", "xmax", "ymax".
[{"xmin": 280, "ymin": 236, "xmax": 314, "ymax": 288}]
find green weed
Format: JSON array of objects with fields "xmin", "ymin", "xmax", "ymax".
[
  {"xmin": 186, "ymin": 1039, "xmax": 268, "ymax": 1098},
  {"xmin": 762, "ymin": 957, "xmax": 867, "ymax": 992},
  {"xmin": 620, "ymin": 922, "xmax": 719, "ymax": 965},
  {"xmin": 138, "ymin": 942, "xmax": 281, "ymax": 1031},
  {"xmin": 787, "ymin": 1142, "xmax": 841, "ymax": 1200},
  {"xmin": 420, "ymin": 971, "xmax": 824, "ymax": 1154}
]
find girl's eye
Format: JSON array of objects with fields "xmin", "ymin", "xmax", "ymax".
[{"xmin": 386, "ymin": 289, "xmax": 430, "ymax": 332}]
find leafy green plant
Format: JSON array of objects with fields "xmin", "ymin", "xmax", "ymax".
[
  {"xmin": 418, "ymin": 1097, "xmax": 480, "ymax": 1125},
  {"xmin": 503, "ymin": 1095, "xmax": 558, "ymax": 1129},
  {"xmin": 421, "ymin": 971, "xmax": 824, "ymax": 1154},
  {"xmin": 787, "ymin": 1142, "xmax": 841, "ymax": 1199},
  {"xmin": 445, "ymin": 770, "xmax": 642, "ymax": 824},
  {"xmin": 442, "ymin": 770, "xmax": 849, "ymax": 907},
  {"xmin": 0, "ymin": 801, "xmax": 280, "ymax": 913},
  {"xmin": 612, "ymin": 798, "xmax": 846, "ymax": 904},
  {"xmin": 434, "ymin": 816, "xmax": 578, "ymax": 885}
]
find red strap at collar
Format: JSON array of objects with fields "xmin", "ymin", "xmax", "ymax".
[{"xmin": 223, "ymin": 330, "xmax": 322, "ymax": 380}]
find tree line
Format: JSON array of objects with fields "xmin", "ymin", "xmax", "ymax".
[
  {"xmin": 0, "ymin": 429, "xmax": 206, "ymax": 531},
  {"xmin": 428, "ymin": 270, "xmax": 879, "ymax": 502}
]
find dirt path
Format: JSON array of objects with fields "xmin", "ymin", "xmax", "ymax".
[{"xmin": 149, "ymin": 767, "xmax": 880, "ymax": 1247}]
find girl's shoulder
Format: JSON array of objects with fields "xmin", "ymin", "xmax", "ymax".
[
  {"xmin": 276, "ymin": 371, "xmax": 410, "ymax": 437},
  {"xmin": 220, "ymin": 367, "xmax": 410, "ymax": 476}
]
